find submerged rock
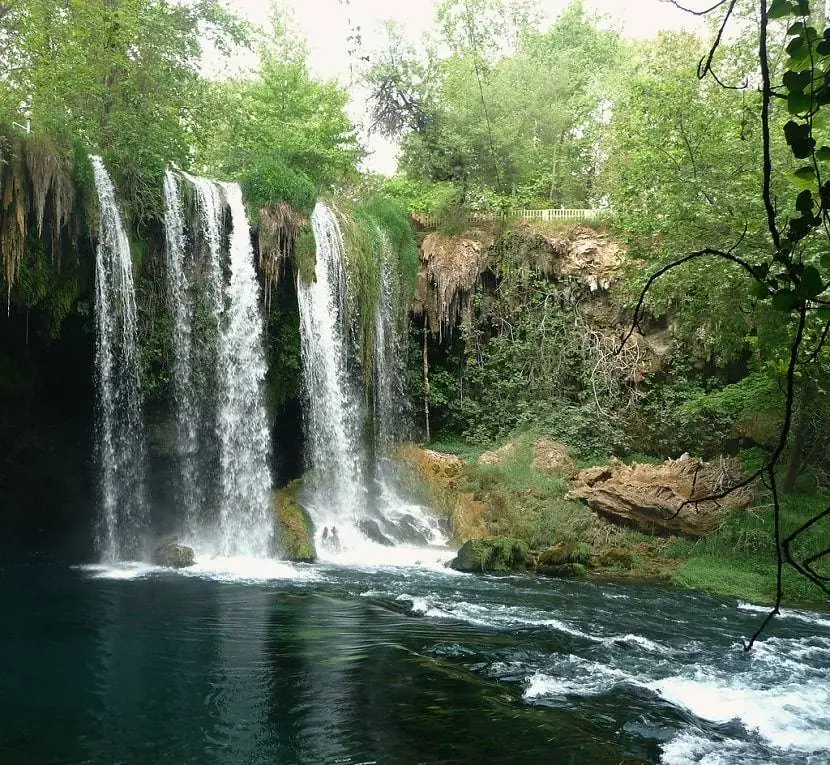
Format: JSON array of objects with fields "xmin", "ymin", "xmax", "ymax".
[
  {"xmin": 152, "ymin": 542, "xmax": 195, "ymax": 569},
  {"xmin": 273, "ymin": 481, "xmax": 316, "ymax": 562},
  {"xmin": 566, "ymin": 454, "xmax": 752, "ymax": 537},
  {"xmin": 449, "ymin": 537, "xmax": 530, "ymax": 573}
]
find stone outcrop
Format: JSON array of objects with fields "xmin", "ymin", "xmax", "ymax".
[
  {"xmin": 449, "ymin": 537, "xmax": 531, "ymax": 573},
  {"xmin": 396, "ymin": 446, "xmax": 488, "ymax": 541},
  {"xmin": 273, "ymin": 480, "xmax": 316, "ymax": 562},
  {"xmin": 152, "ymin": 542, "xmax": 195, "ymax": 569},
  {"xmin": 566, "ymin": 454, "xmax": 752, "ymax": 537},
  {"xmin": 532, "ymin": 438, "xmax": 577, "ymax": 478}
]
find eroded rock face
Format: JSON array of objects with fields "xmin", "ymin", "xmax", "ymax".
[
  {"xmin": 566, "ymin": 455, "xmax": 752, "ymax": 537},
  {"xmin": 152, "ymin": 542, "xmax": 195, "ymax": 569},
  {"xmin": 532, "ymin": 438, "xmax": 577, "ymax": 479}
]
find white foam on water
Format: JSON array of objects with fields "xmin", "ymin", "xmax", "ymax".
[
  {"xmin": 660, "ymin": 730, "xmax": 765, "ymax": 765},
  {"xmin": 649, "ymin": 673, "xmax": 830, "ymax": 753},
  {"xmin": 76, "ymin": 562, "xmax": 163, "ymax": 580},
  {"xmin": 737, "ymin": 601, "xmax": 830, "ymax": 630},
  {"xmin": 395, "ymin": 593, "xmax": 452, "ymax": 618},
  {"xmin": 182, "ymin": 556, "xmax": 321, "ymax": 584},
  {"xmin": 523, "ymin": 657, "xmax": 639, "ymax": 700},
  {"xmin": 314, "ymin": 535, "xmax": 457, "ymax": 572}
]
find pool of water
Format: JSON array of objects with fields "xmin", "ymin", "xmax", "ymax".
[{"xmin": 1, "ymin": 552, "xmax": 828, "ymax": 764}]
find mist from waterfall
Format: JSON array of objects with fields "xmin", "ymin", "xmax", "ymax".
[{"xmin": 91, "ymin": 156, "xmax": 149, "ymax": 561}]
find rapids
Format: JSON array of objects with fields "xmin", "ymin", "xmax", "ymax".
[{"xmin": 2, "ymin": 554, "xmax": 828, "ymax": 764}]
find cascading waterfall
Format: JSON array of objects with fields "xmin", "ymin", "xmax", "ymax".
[
  {"xmin": 214, "ymin": 182, "xmax": 274, "ymax": 557},
  {"xmin": 162, "ymin": 171, "xmax": 200, "ymax": 534},
  {"xmin": 372, "ymin": 244, "xmax": 448, "ymax": 549},
  {"xmin": 298, "ymin": 204, "xmax": 446, "ymax": 555},
  {"xmin": 162, "ymin": 173, "xmax": 274, "ymax": 557},
  {"xmin": 91, "ymin": 156, "xmax": 149, "ymax": 560},
  {"xmin": 297, "ymin": 202, "xmax": 366, "ymax": 544}
]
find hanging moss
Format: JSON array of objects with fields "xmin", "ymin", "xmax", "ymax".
[{"xmin": 258, "ymin": 202, "xmax": 307, "ymax": 311}]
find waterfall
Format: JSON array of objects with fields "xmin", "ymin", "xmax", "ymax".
[
  {"xmin": 298, "ymin": 204, "xmax": 446, "ymax": 556},
  {"xmin": 162, "ymin": 173, "xmax": 274, "ymax": 557},
  {"xmin": 297, "ymin": 202, "xmax": 366, "ymax": 541},
  {"xmin": 374, "ymin": 250, "xmax": 407, "ymax": 450},
  {"xmin": 162, "ymin": 171, "xmax": 200, "ymax": 534},
  {"xmin": 214, "ymin": 182, "xmax": 274, "ymax": 557},
  {"xmin": 91, "ymin": 156, "xmax": 148, "ymax": 560}
]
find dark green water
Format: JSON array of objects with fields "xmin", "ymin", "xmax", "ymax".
[{"xmin": 1, "ymin": 555, "xmax": 828, "ymax": 764}]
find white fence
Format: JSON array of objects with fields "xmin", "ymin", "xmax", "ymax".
[{"xmin": 412, "ymin": 208, "xmax": 602, "ymax": 229}]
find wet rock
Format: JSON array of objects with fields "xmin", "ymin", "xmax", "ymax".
[
  {"xmin": 152, "ymin": 542, "xmax": 195, "ymax": 569},
  {"xmin": 538, "ymin": 541, "xmax": 592, "ymax": 568},
  {"xmin": 449, "ymin": 537, "xmax": 530, "ymax": 573},
  {"xmin": 537, "ymin": 563, "xmax": 587, "ymax": 578},
  {"xmin": 595, "ymin": 546, "xmax": 634, "ymax": 570},
  {"xmin": 273, "ymin": 481, "xmax": 316, "ymax": 562},
  {"xmin": 566, "ymin": 455, "xmax": 752, "ymax": 537},
  {"xmin": 357, "ymin": 519, "xmax": 394, "ymax": 547}
]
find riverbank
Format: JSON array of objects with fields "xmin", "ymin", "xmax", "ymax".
[{"xmin": 396, "ymin": 435, "xmax": 830, "ymax": 609}]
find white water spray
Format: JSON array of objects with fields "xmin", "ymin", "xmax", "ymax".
[{"xmin": 91, "ymin": 156, "xmax": 148, "ymax": 560}]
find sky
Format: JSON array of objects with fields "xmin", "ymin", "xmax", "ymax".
[{"xmin": 222, "ymin": 0, "xmax": 704, "ymax": 173}]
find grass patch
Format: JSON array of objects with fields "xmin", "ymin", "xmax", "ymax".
[{"xmin": 666, "ymin": 491, "xmax": 830, "ymax": 607}]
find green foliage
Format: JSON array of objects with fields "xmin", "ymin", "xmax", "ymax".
[
  {"xmin": 366, "ymin": 0, "xmax": 621, "ymax": 207},
  {"xmin": 241, "ymin": 157, "xmax": 316, "ymax": 217},
  {"xmin": 668, "ymin": 491, "xmax": 830, "ymax": 605}
]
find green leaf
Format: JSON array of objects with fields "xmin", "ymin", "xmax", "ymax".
[
  {"xmin": 796, "ymin": 188, "xmax": 814, "ymax": 211},
  {"xmin": 788, "ymin": 89, "xmax": 812, "ymax": 114},
  {"xmin": 769, "ymin": 0, "xmax": 798, "ymax": 19},
  {"xmin": 783, "ymin": 69, "xmax": 811, "ymax": 91},
  {"xmin": 821, "ymin": 251, "xmax": 830, "ymax": 270},
  {"xmin": 751, "ymin": 280, "xmax": 769, "ymax": 299},
  {"xmin": 816, "ymin": 146, "xmax": 830, "ymax": 162},
  {"xmin": 791, "ymin": 165, "xmax": 817, "ymax": 187},
  {"xmin": 772, "ymin": 289, "xmax": 798, "ymax": 311},
  {"xmin": 802, "ymin": 265, "xmax": 824, "ymax": 298}
]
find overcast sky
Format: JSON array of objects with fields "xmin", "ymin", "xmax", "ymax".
[{"xmin": 222, "ymin": 0, "xmax": 704, "ymax": 173}]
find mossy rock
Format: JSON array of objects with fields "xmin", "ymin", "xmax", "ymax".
[
  {"xmin": 273, "ymin": 480, "xmax": 316, "ymax": 563},
  {"xmin": 538, "ymin": 541, "xmax": 593, "ymax": 568},
  {"xmin": 449, "ymin": 537, "xmax": 530, "ymax": 573},
  {"xmin": 537, "ymin": 563, "xmax": 587, "ymax": 578},
  {"xmin": 596, "ymin": 546, "xmax": 634, "ymax": 570}
]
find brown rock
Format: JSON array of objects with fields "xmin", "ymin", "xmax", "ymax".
[
  {"xmin": 566, "ymin": 455, "xmax": 752, "ymax": 537},
  {"xmin": 479, "ymin": 442, "xmax": 517, "ymax": 466},
  {"xmin": 532, "ymin": 438, "xmax": 577, "ymax": 478}
]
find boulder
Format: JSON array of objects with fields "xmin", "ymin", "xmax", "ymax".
[
  {"xmin": 449, "ymin": 537, "xmax": 531, "ymax": 573},
  {"xmin": 479, "ymin": 442, "xmax": 517, "ymax": 466},
  {"xmin": 538, "ymin": 541, "xmax": 593, "ymax": 568},
  {"xmin": 566, "ymin": 455, "xmax": 752, "ymax": 537},
  {"xmin": 273, "ymin": 481, "xmax": 316, "ymax": 562},
  {"xmin": 537, "ymin": 563, "xmax": 588, "ymax": 578},
  {"xmin": 152, "ymin": 542, "xmax": 195, "ymax": 569},
  {"xmin": 595, "ymin": 546, "xmax": 634, "ymax": 570},
  {"xmin": 532, "ymin": 438, "xmax": 577, "ymax": 478}
]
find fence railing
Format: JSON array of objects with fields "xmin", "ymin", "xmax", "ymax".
[{"xmin": 412, "ymin": 208, "xmax": 602, "ymax": 229}]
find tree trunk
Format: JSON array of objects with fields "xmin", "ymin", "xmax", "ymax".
[{"xmin": 423, "ymin": 326, "xmax": 430, "ymax": 443}]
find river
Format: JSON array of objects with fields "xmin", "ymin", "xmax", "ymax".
[{"xmin": 1, "ymin": 551, "xmax": 828, "ymax": 764}]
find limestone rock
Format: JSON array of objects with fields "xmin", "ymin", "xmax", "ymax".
[
  {"xmin": 537, "ymin": 563, "xmax": 587, "ymax": 578},
  {"xmin": 273, "ymin": 481, "xmax": 316, "ymax": 562},
  {"xmin": 152, "ymin": 542, "xmax": 195, "ymax": 569},
  {"xmin": 532, "ymin": 438, "xmax": 577, "ymax": 478},
  {"xmin": 479, "ymin": 441, "xmax": 517, "ymax": 466},
  {"xmin": 566, "ymin": 455, "xmax": 752, "ymax": 537},
  {"xmin": 449, "ymin": 537, "xmax": 531, "ymax": 573}
]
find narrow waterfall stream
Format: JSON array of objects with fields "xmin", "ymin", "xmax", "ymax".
[
  {"xmin": 162, "ymin": 171, "xmax": 200, "ymax": 533},
  {"xmin": 297, "ymin": 202, "xmax": 367, "ymax": 554},
  {"xmin": 214, "ymin": 182, "xmax": 273, "ymax": 557},
  {"xmin": 297, "ymin": 203, "xmax": 445, "ymax": 558},
  {"xmin": 90, "ymin": 156, "xmax": 149, "ymax": 560}
]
